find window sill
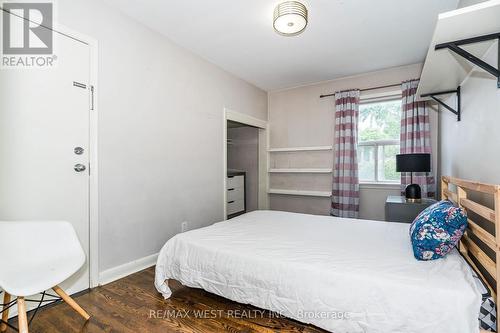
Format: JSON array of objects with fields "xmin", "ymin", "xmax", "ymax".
[{"xmin": 359, "ymin": 182, "xmax": 401, "ymax": 190}]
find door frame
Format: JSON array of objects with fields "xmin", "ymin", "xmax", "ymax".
[
  {"xmin": 223, "ymin": 108, "xmax": 269, "ymax": 218},
  {"xmin": 50, "ymin": 23, "xmax": 100, "ymax": 288}
]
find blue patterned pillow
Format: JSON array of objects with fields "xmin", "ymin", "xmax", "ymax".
[{"xmin": 409, "ymin": 200, "xmax": 468, "ymax": 260}]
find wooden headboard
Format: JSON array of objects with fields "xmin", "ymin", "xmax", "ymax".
[{"xmin": 441, "ymin": 176, "xmax": 500, "ymax": 332}]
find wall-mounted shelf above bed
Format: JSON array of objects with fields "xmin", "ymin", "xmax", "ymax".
[{"xmin": 417, "ymin": 0, "xmax": 500, "ymax": 121}]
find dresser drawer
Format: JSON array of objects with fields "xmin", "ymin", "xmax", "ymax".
[
  {"xmin": 227, "ymin": 187, "xmax": 244, "ymax": 202},
  {"xmin": 227, "ymin": 175, "xmax": 244, "ymax": 189},
  {"xmin": 227, "ymin": 199, "xmax": 244, "ymax": 215}
]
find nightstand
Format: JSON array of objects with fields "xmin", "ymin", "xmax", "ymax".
[{"xmin": 385, "ymin": 195, "xmax": 437, "ymax": 223}]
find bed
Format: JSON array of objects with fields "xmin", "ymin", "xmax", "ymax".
[{"xmin": 155, "ymin": 176, "xmax": 500, "ymax": 333}]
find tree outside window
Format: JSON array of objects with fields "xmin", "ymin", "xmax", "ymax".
[{"xmin": 358, "ymin": 99, "xmax": 401, "ymax": 183}]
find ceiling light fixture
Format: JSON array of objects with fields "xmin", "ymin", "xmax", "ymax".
[{"xmin": 273, "ymin": 1, "xmax": 308, "ymax": 36}]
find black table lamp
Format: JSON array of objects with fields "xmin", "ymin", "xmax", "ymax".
[{"xmin": 396, "ymin": 153, "xmax": 431, "ymax": 202}]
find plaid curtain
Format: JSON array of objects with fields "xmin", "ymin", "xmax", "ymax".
[
  {"xmin": 400, "ymin": 80, "xmax": 435, "ymax": 198},
  {"xmin": 331, "ymin": 90, "xmax": 360, "ymax": 218}
]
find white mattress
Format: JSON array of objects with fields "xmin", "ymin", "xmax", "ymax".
[{"xmin": 155, "ymin": 210, "xmax": 482, "ymax": 333}]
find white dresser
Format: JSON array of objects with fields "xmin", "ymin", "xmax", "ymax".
[{"xmin": 227, "ymin": 170, "xmax": 246, "ymax": 218}]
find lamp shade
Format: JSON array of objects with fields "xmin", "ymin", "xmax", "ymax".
[
  {"xmin": 396, "ymin": 153, "xmax": 431, "ymax": 173},
  {"xmin": 273, "ymin": 1, "xmax": 308, "ymax": 36}
]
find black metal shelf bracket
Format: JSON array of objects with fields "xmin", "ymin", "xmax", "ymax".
[
  {"xmin": 435, "ymin": 32, "xmax": 500, "ymax": 89},
  {"xmin": 421, "ymin": 87, "xmax": 461, "ymax": 121}
]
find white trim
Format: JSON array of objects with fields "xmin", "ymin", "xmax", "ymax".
[
  {"xmin": 88, "ymin": 38, "xmax": 99, "ymax": 289},
  {"xmin": 358, "ymin": 140, "xmax": 399, "ymax": 146},
  {"xmin": 360, "ymin": 183, "xmax": 401, "ymax": 190},
  {"xmin": 45, "ymin": 23, "xmax": 100, "ymax": 289},
  {"xmin": 268, "ymin": 168, "xmax": 332, "ymax": 173},
  {"xmin": 270, "ymin": 63, "xmax": 423, "ymax": 93},
  {"xmin": 439, "ymin": 0, "xmax": 500, "ymax": 19},
  {"xmin": 259, "ymin": 127, "xmax": 270, "ymax": 209},
  {"xmin": 360, "ymin": 90, "xmax": 402, "ymax": 104},
  {"xmin": 261, "ymin": 115, "xmax": 270, "ymax": 210},
  {"xmin": 268, "ymin": 145, "xmax": 332, "ymax": 152},
  {"xmin": 223, "ymin": 111, "xmax": 228, "ymax": 218},
  {"xmin": 99, "ymin": 253, "xmax": 158, "ymax": 286},
  {"xmin": 226, "ymin": 109, "xmax": 267, "ymax": 129},
  {"xmin": 268, "ymin": 189, "xmax": 331, "ymax": 197},
  {"xmin": 224, "ymin": 108, "xmax": 269, "ymax": 217}
]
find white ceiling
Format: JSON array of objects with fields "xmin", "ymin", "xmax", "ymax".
[{"xmin": 105, "ymin": 0, "xmax": 460, "ymax": 91}]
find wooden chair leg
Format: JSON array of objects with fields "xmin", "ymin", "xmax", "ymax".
[
  {"xmin": 0, "ymin": 292, "xmax": 11, "ymax": 332},
  {"xmin": 52, "ymin": 286, "xmax": 90, "ymax": 321},
  {"xmin": 17, "ymin": 297, "xmax": 28, "ymax": 333}
]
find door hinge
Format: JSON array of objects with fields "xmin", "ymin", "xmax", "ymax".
[{"xmin": 90, "ymin": 85, "xmax": 95, "ymax": 111}]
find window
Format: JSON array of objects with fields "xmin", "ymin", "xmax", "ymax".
[{"xmin": 358, "ymin": 99, "xmax": 401, "ymax": 183}]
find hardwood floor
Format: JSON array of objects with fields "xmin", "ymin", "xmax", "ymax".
[{"xmin": 5, "ymin": 267, "xmax": 327, "ymax": 332}]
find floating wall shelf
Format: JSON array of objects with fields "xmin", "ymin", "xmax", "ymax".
[
  {"xmin": 417, "ymin": 0, "xmax": 500, "ymax": 121},
  {"xmin": 268, "ymin": 168, "xmax": 332, "ymax": 174},
  {"xmin": 268, "ymin": 189, "xmax": 331, "ymax": 197},
  {"xmin": 434, "ymin": 32, "xmax": 500, "ymax": 89},
  {"xmin": 268, "ymin": 146, "xmax": 332, "ymax": 152}
]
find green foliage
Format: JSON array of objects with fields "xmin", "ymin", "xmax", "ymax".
[
  {"xmin": 358, "ymin": 100, "xmax": 401, "ymax": 182},
  {"xmin": 359, "ymin": 100, "xmax": 400, "ymax": 142},
  {"xmin": 359, "ymin": 128, "xmax": 384, "ymax": 142},
  {"xmin": 382, "ymin": 145, "xmax": 399, "ymax": 181}
]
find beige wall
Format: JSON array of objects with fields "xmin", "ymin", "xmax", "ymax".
[
  {"xmin": 438, "ymin": 41, "xmax": 499, "ymax": 288},
  {"xmin": 268, "ymin": 63, "xmax": 439, "ymax": 220},
  {"xmin": 439, "ymin": 42, "xmax": 500, "ymax": 188},
  {"xmin": 458, "ymin": 0, "xmax": 488, "ymax": 8},
  {"xmin": 56, "ymin": 0, "xmax": 267, "ymax": 273}
]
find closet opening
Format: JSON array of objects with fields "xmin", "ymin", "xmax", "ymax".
[
  {"xmin": 226, "ymin": 120, "xmax": 259, "ymax": 219},
  {"xmin": 223, "ymin": 110, "xmax": 268, "ymax": 220}
]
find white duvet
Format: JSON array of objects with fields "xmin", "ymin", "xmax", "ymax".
[{"xmin": 155, "ymin": 210, "xmax": 481, "ymax": 333}]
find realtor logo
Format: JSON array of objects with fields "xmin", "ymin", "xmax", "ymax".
[
  {"xmin": 2, "ymin": 2, "xmax": 53, "ymax": 54},
  {"xmin": 1, "ymin": 2, "xmax": 56, "ymax": 68}
]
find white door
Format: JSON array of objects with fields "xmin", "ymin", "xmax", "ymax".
[{"xmin": 0, "ymin": 27, "xmax": 91, "ymax": 293}]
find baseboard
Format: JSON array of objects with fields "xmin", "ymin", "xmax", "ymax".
[{"xmin": 99, "ymin": 253, "xmax": 158, "ymax": 286}]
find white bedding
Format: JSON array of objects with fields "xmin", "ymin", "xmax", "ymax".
[{"xmin": 155, "ymin": 210, "xmax": 482, "ymax": 333}]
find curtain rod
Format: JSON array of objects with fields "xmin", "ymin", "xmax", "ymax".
[{"xmin": 319, "ymin": 83, "xmax": 402, "ymax": 98}]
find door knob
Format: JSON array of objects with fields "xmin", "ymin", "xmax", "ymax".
[
  {"xmin": 74, "ymin": 164, "xmax": 86, "ymax": 172},
  {"xmin": 74, "ymin": 147, "xmax": 84, "ymax": 155}
]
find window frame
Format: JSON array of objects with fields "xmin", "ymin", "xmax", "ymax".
[
  {"xmin": 358, "ymin": 93, "xmax": 402, "ymax": 185},
  {"xmin": 358, "ymin": 139, "xmax": 400, "ymax": 184}
]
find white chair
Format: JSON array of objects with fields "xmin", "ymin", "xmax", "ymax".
[{"xmin": 0, "ymin": 221, "xmax": 90, "ymax": 333}]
